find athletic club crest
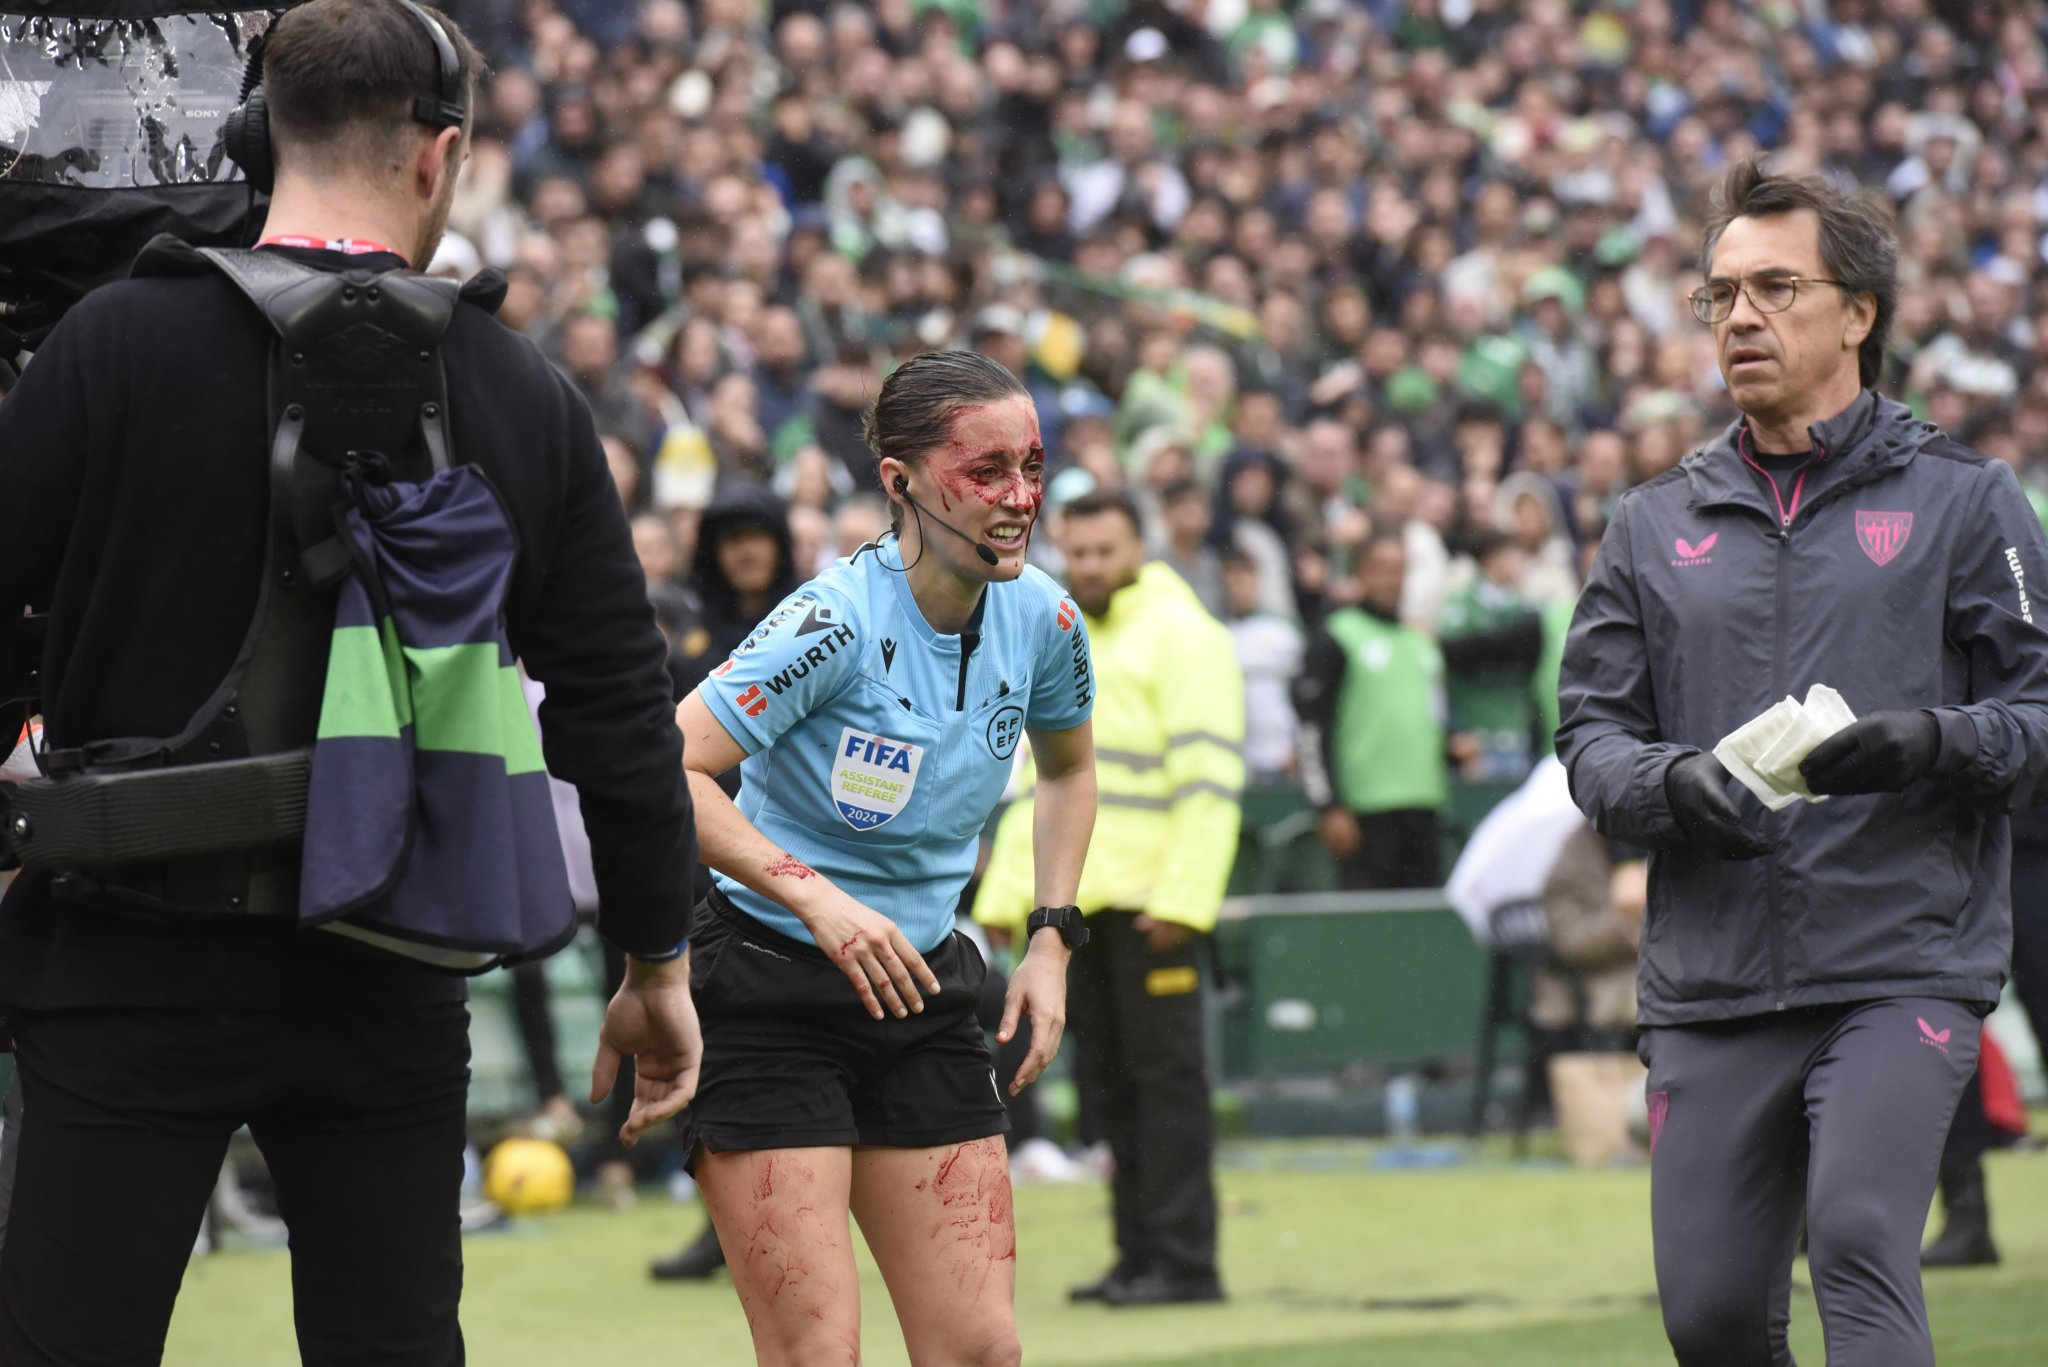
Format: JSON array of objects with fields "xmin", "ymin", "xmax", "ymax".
[{"xmin": 1855, "ymin": 510, "xmax": 1913, "ymax": 567}]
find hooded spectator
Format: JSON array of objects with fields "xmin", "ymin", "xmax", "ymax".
[{"xmin": 667, "ymin": 481, "xmax": 799, "ymax": 698}]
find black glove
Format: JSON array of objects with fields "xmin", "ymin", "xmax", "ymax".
[
  {"xmin": 1799, "ymin": 711, "xmax": 1939, "ymax": 796},
  {"xmin": 1665, "ymin": 752, "xmax": 1774, "ymax": 859}
]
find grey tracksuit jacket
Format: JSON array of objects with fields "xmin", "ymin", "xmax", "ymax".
[{"xmin": 1558, "ymin": 391, "xmax": 2048, "ymax": 1026}]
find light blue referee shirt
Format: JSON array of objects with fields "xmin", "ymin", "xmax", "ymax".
[{"xmin": 697, "ymin": 543, "xmax": 1095, "ymax": 951}]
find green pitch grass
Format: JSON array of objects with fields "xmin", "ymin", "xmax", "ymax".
[{"xmin": 165, "ymin": 1141, "xmax": 2048, "ymax": 1366}]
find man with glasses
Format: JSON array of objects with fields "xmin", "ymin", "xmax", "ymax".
[{"xmin": 1558, "ymin": 156, "xmax": 2048, "ymax": 1367}]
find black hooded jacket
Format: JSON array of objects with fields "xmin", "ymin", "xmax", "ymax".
[{"xmin": 671, "ymin": 481, "xmax": 799, "ymax": 702}]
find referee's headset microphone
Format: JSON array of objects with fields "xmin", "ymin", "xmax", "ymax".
[{"xmin": 892, "ymin": 474, "xmax": 1001, "ymax": 567}]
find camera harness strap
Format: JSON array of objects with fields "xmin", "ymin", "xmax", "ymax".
[{"xmin": 0, "ymin": 239, "xmax": 468, "ymax": 916}]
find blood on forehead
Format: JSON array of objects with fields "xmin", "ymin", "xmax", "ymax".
[{"xmin": 923, "ymin": 396, "xmax": 1045, "ymax": 512}]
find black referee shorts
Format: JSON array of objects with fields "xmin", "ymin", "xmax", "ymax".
[{"xmin": 678, "ymin": 888, "xmax": 1007, "ymax": 1169}]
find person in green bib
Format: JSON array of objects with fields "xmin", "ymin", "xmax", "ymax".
[
  {"xmin": 1438, "ymin": 529, "xmax": 1536, "ymax": 782},
  {"xmin": 1294, "ymin": 533, "xmax": 1458, "ymax": 889}
]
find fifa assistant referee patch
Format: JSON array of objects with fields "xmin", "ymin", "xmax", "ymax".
[{"xmin": 832, "ymin": 727, "xmax": 923, "ymax": 830}]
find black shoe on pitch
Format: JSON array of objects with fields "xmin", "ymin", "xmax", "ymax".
[{"xmin": 1103, "ymin": 1269, "xmax": 1226, "ymax": 1307}]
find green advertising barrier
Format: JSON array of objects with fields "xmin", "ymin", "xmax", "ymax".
[{"xmin": 1214, "ymin": 889, "xmax": 1488, "ymax": 1081}]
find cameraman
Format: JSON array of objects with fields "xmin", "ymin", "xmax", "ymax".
[{"xmin": 0, "ymin": 2, "xmax": 697, "ymax": 1362}]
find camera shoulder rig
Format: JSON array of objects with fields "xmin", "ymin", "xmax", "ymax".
[{"xmin": 0, "ymin": 236, "xmax": 489, "ymax": 915}]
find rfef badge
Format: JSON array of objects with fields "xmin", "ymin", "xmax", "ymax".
[{"xmin": 832, "ymin": 727, "xmax": 924, "ymax": 831}]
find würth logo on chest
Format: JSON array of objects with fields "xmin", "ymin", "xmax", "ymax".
[
  {"xmin": 1671, "ymin": 533, "xmax": 1717, "ymax": 568},
  {"xmin": 1856, "ymin": 510, "xmax": 1913, "ymax": 566}
]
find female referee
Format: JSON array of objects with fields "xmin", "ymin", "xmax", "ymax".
[{"xmin": 670, "ymin": 350, "xmax": 1096, "ymax": 1365}]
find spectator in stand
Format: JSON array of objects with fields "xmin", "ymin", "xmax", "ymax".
[
  {"xmin": 750, "ymin": 305, "xmax": 811, "ymax": 449},
  {"xmin": 664, "ymin": 484, "xmax": 798, "ymax": 698},
  {"xmin": 1211, "ymin": 449, "xmax": 1299, "ymax": 621},
  {"xmin": 831, "ymin": 493, "xmax": 889, "ymax": 562},
  {"xmin": 630, "ymin": 511, "xmax": 683, "ymax": 590},
  {"xmin": 556, "ymin": 310, "xmax": 660, "ymax": 459},
  {"xmin": 1439, "ymin": 529, "xmax": 1535, "ymax": 784},
  {"xmin": 1151, "ymin": 479, "xmax": 1225, "ymax": 618},
  {"xmin": 1221, "ymin": 545, "xmax": 1304, "ymax": 790},
  {"xmin": 1295, "ymin": 534, "xmax": 1463, "ymax": 890},
  {"xmin": 1495, "ymin": 472, "xmax": 1580, "ymax": 604}
]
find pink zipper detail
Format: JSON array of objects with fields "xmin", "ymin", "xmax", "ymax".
[{"xmin": 1738, "ymin": 427, "xmax": 1826, "ymax": 530}]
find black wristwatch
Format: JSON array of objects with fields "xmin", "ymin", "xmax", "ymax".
[{"xmin": 1026, "ymin": 904, "xmax": 1089, "ymax": 949}]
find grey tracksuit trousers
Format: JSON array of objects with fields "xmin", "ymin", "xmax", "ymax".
[{"xmin": 1643, "ymin": 996, "xmax": 1981, "ymax": 1367}]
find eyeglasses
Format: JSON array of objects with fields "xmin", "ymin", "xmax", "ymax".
[{"xmin": 1689, "ymin": 275, "xmax": 1846, "ymax": 324}]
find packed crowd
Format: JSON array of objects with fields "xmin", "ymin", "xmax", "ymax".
[{"xmin": 433, "ymin": 0, "xmax": 2048, "ymax": 874}]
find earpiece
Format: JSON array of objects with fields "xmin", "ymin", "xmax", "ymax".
[{"xmin": 893, "ymin": 474, "xmax": 908, "ymax": 494}]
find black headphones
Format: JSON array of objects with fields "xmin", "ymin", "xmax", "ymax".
[{"xmin": 223, "ymin": 0, "xmax": 468, "ymax": 195}]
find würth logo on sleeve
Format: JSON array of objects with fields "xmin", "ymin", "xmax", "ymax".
[
  {"xmin": 1671, "ymin": 533, "xmax": 1716, "ymax": 568},
  {"xmin": 1855, "ymin": 510, "xmax": 1913, "ymax": 566},
  {"xmin": 1057, "ymin": 599, "xmax": 1077, "ymax": 632},
  {"xmin": 736, "ymin": 685, "xmax": 768, "ymax": 718}
]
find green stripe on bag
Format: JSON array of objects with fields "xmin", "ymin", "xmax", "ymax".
[
  {"xmin": 404, "ymin": 643, "xmax": 540, "ymax": 772},
  {"xmin": 319, "ymin": 626, "xmax": 547, "ymax": 773},
  {"xmin": 317, "ymin": 620, "xmax": 411, "ymax": 739}
]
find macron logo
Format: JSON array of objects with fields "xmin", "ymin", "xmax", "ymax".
[
  {"xmin": 1917, "ymin": 1016, "xmax": 1952, "ymax": 1054},
  {"xmin": 1672, "ymin": 533, "xmax": 1717, "ymax": 568}
]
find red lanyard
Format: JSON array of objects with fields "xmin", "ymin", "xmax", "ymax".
[{"xmin": 256, "ymin": 235, "xmax": 407, "ymax": 265}]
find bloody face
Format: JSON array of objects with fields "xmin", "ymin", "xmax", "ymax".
[{"xmin": 910, "ymin": 394, "xmax": 1046, "ymax": 579}]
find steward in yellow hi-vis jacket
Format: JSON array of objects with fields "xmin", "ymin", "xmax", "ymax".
[{"xmin": 975, "ymin": 490, "xmax": 1243, "ymax": 1306}]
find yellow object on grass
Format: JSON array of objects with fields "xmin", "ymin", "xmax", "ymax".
[{"xmin": 484, "ymin": 1137, "xmax": 575, "ymax": 1215}]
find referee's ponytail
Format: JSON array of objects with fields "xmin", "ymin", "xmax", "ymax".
[{"xmin": 864, "ymin": 350, "xmax": 1028, "ymax": 531}]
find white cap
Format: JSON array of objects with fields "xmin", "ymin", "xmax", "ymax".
[{"xmin": 1124, "ymin": 27, "xmax": 1169, "ymax": 63}]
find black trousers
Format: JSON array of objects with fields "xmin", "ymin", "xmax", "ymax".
[
  {"xmin": 1066, "ymin": 909, "xmax": 1217, "ymax": 1278},
  {"xmin": 1645, "ymin": 998, "xmax": 1979, "ymax": 1367},
  {"xmin": 0, "ymin": 1005, "xmax": 471, "ymax": 1367},
  {"xmin": 1339, "ymin": 808, "xmax": 1442, "ymax": 891}
]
